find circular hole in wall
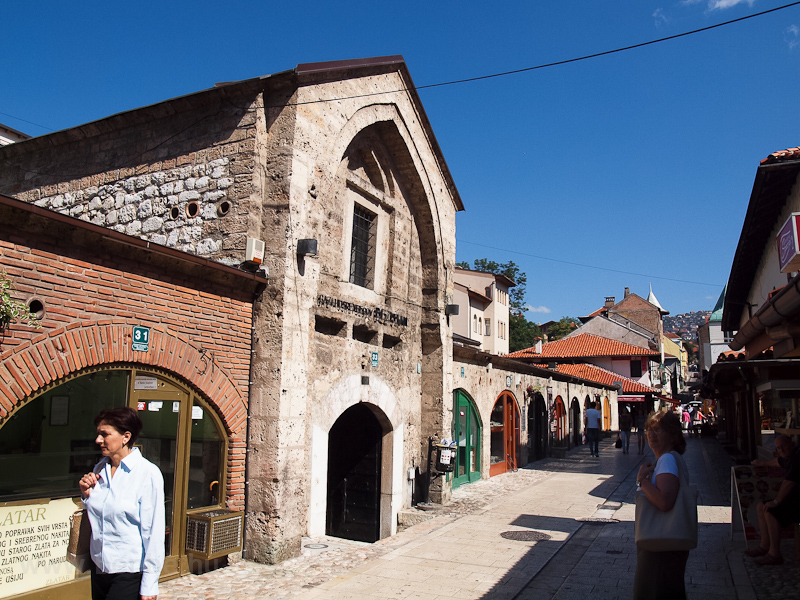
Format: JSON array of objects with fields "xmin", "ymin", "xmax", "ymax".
[
  {"xmin": 185, "ymin": 201, "xmax": 199, "ymax": 218},
  {"xmin": 217, "ymin": 201, "xmax": 231, "ymax": 217},
  {"xmin": 27, "ymin": 298, "xmax": 45, "ymax": 320},
  {"xmin": 170, "ymin": 206, "xmax": 180, "ymax": 220}
]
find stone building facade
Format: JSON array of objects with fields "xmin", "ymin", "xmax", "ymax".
[
  {"xmin": 0, "ymin": 56, "xmax": 462, "ymax": 580},
  {"xmin": 0, "ymin": 56, "xmax": 618, "ymax": 600}
]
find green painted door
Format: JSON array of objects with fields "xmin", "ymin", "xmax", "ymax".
[{"xmin": 452, "ymin": 390, "xmax": 481, "ymax": 489}]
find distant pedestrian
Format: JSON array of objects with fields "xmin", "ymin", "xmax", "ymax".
[
  {"xmin": 682, "ymin": 408, "xmax": 691, "ymax": 433},
  {"xmin": 636, "ymin": 408, "xmax": 647, "ymax": 455},
  {"xmin": 619, "ymin": 408, "xmax": 633, "ymax": 454},
  {"xmin": 584, "ymin": 402, "xmax": 601, "ymax": 457}
]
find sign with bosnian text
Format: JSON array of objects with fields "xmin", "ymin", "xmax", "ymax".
[
  {"xmin": 317, "ymin": 295, "xmax": 408, "ymax": 327},
  {"xmin": 0, "ymin": 498, "xmax": 82, "ymax": 598}
]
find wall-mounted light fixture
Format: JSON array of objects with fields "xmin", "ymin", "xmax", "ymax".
[
  {"xmin": 297, "ymin": 239, "xmax": 318, "ymax": 257},
  {"xmin": 445, "ymin": 304, "xmax": 459, "ymax": 316}
]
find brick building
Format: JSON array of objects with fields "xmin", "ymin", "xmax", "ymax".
[{"xmin": 0, "ymin": 193, "xmax": 264, "ymax": 597}]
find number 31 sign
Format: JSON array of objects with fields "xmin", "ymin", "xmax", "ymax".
[{"xmin": 132, "ymin": 326, "xmax": 151, "ymax": 352}]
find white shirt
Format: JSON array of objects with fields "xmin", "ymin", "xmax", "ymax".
[
  {"xmin": 637, "ymin": 452, "xmax": 680, "ymax": 492},
  {"xmin": 652, "ymin": 452, "xmax": 679, "ymax": 479},
  {"xmin": 84, "ymin": 448, "xmax": 165, "ymax": 597}
]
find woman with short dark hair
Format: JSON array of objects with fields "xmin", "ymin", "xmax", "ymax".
[
  {"xmin": 633, "ymin": 410, "xmax": 694, "ymax": 599},
  {"xmin": 79, "ymin": 407, "xmax": 165, "ymax": 600}
]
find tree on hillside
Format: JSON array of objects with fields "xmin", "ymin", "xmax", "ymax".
[
  {"xmin": 546, "ymin": 317, "xmax": 579, "ymax": 341},
  {"xmin": 509, "ymin": 313, "xmax": 542, "ymax": 353}
]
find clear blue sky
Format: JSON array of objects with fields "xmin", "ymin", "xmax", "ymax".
[{"xmin": 4, "ymin": 1, "xmax": 800, "ymax": 321}]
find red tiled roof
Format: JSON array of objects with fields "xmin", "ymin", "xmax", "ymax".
[
  {"xmin": 555, "ymin": 363, "xmax": 658, "ymax": 393},
  {"xmin": 508, "ymin": 333, "xmax": 660, "ymax": 360},
  {"xmin": 665, "ymin": 332, "xmax": 679, "ymax": 339},
  {"xmin": 585, "ymin": 307, "xmax": 605, "ymax": 318},
  {"xmin": 761, "ymin": 147, "xmax": 800, "ymax": 165}
]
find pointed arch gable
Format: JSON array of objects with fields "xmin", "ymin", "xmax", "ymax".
[{"xmin": 318, "ymin": 103, "xmax": 446, "ymax": 309}]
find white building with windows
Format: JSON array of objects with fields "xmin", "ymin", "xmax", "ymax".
[
  {"xmin": 452, "ymin": 268, "xmax": 514, "ymax": 355},
  {"xmin": 697, "ymin": 285, "xmax": 732, "ymax": 373}
]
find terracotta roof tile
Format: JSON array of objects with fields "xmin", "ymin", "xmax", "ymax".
[
  {"xmin": 508, "ymin": 333, "xmax": 660, "ymax": 360},
  {"xmin": 761, "ymin": 147, "xmax": 800, "ymax": 165},
  {"xmin": 555, "ymin": 363, "xmax": 658, "ymax": 393}
]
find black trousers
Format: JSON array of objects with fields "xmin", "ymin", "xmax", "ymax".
[
  {"xmin": 90, "ymin": 563, "xmax": 143, "ymax": 600},
  {"xmin": 633, "ymin": 548, "xmax": 689, "ymax": 600}
]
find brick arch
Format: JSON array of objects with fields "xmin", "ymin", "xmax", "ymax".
[{"xmin": 0, "ymin": 322, "xmax": 247, "ymax": 432}]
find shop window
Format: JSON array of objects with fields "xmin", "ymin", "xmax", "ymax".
[
  {"xmin": 349, "ymin": 204, "xmax": 377, "ymax": 288},
  {"xmin": 187, "ymin": 402, "xmax": 224, "ymax": 509},
  {"xmin": 0, "ymin": 369, "xmax": 130, "ymax": 502}
]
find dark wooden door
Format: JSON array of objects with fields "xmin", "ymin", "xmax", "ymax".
[{"xmin": 326, "ymin": 403, "xmax": 382, "ymax": 542}]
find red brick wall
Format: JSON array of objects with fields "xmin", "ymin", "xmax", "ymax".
[{"xmin": 0, "ymin": 237, "xmax": 253, "ymax": 510}]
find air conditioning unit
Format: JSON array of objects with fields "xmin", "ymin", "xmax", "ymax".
[{"xmin": 185, "ymin": 509, "xmax": 244, "ymax": 560}]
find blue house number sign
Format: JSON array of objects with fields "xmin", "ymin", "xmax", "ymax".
[{"xmin": 132, "ymin": 326, "xmax": 151, "ymax": 352}]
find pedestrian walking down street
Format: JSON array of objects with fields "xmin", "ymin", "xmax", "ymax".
[
  {"xmin": 584, "ymin": 401, "xmax": 601, "ymax": 457},
  {"xmin": 636, "ymin": 407, "xmax": 648, "ymax": 455},
  {"xmin": 619, "ymin": 407, "xmax": 633, "ymax": 454}
]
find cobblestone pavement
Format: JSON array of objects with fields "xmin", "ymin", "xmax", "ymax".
[
  {"xmin": 160, "ymin": 459, "xmax": 555, "ymax": 599},
  {"xmin": 159, "ymin": 434, "xmax": 796, "ymax": 600}
]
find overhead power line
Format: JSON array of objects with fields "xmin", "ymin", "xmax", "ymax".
[
  {"xmin": 417, "ymin": 1, "xmax": 800, "ymax": 91},
  {"xmin": 457, "ymin": 239, "xmax": 722, "ymax": 287},
  {"xmin": 3, "ymin": 1, "xmax": 799, "ymax": 127}
]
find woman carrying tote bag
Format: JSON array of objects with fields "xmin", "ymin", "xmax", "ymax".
[{"xmin": 633, "ymin": 411, "xmax": 698, "ymax": 600}]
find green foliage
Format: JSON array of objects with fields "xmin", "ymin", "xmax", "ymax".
[
  {"xmin": 509, "ymin": 313, "xmax": 542, "ymax": 353},
  {"xmin": 0, "ymin": 271, "xmax": 41, "ymax": 331},
  {"xmin": 459, "ymin": 258, "xmax": 527, "ymax": 312},
  {"xmin": 546, "ymin": 316, "xmax": 579, "ymax": 341}
]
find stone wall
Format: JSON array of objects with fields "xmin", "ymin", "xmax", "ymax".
[{"xmin": 0, "ymin": 86, "xmax": 262, "ymax": 266}]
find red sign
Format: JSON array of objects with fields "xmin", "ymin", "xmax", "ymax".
[
  {"xmin": 777, "ymin": 213, "xmax": 800, "ymax": 273},
  {"xmin": 618, "ymin": 395, "xmax": 645, "ymax": 402},
  {"xmin": 137, "ymin": 402, "xmax": 146, "ymax": 411}
]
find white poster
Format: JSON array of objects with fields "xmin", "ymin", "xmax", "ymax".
[{"xmin": 0, "ymin": 498, "xmax": 83, "ymax": 598}]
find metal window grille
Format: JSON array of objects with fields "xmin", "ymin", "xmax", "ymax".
[{"xmin": 350, "ymin": 205, "xmax": 376, "ymax": 288}]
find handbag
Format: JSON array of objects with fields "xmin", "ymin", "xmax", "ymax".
[
  {"xmin": 615, "ymin": 435, "xmax": 622, "ymax": 449},
  {"xmin": 635, "ymin": 451, "xmax": 698, "ymax": 551},
  {"xmin": 66, "ymin": 508, "xmax": 92, "ymax": 572}
]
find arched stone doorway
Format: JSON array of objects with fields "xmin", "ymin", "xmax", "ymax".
[
  {"xmin": 452, "ymin": 389, "xmax": 482, "ymax": 489},
  {"xmin": 489, "ymin": 391, "xmax": 520, "ymax": 476},
  {"xmin": 553, "ymin": 396, "xmax": 566, "ymax": 448},
  {"xmin": 570, "ymin": 397, "xmax": 582, "ymax": 448},
  {"xmin": 326, "ymin": 403, "xmax": 385, "ymax": 543},
  {"xmin": 527, "ymin": 393, "xmax": 547, "ymax": 461},
  {"xmin": 603, "ymin": 396, "xmax": 612, "ymax": 430}
]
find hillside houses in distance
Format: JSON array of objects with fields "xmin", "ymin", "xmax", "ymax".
[{"xmin": 663, "ymin": 311, "xmax": 710, "ymax": 340}]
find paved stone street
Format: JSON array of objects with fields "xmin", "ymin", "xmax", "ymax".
[{"xmin": 160, "ymin": 434, "xmax": 798, "ymax": 600}]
